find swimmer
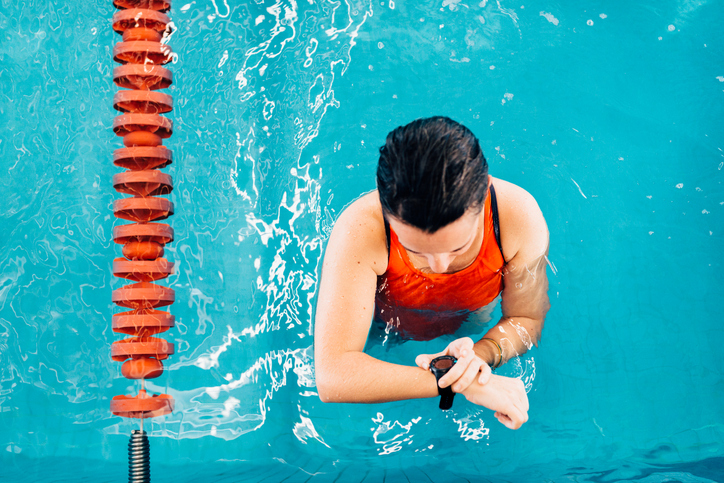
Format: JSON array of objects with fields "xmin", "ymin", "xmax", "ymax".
[{"xmin": 314, "ymin": 117, "xmax": 550, "ymax": 429}]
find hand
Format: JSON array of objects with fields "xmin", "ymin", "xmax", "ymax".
[
  {"xmin": 415, "ymin": 337, "xmax": 492, "ymax": 394},
  {"xmin": 461, "ymin": 374, "xmax": 529, "ymax": 429}
]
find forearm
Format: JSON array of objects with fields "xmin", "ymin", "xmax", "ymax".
[
  {"xmin": 316, "ymin": 350, "xmax": 438, "ymax": 403},
  {"xmin": 478, "ymin": 247, "xmax": 550, "ymax": 368},
  {"xmin": 473, "ymin": 316, "xmax": 542, "ymax": 368}
]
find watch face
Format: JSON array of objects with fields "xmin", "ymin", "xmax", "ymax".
[
  {"xmin": 430, "ymin": 355, "xmax": 457, "ymax": 375},
  {"xmin": 431, "ymin": 357, "xmax": 455, "ymax": 370}
]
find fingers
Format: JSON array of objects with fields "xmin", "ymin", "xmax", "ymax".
[
  {"xmin": 494, "ymin": 412, "xmax": 515, "ymax": 430},
  {"xmin": 415, "ymin": 337, "xmax": 473, "ymax": 371},
  {"xmin": 506, "ymin": 382, "xmax": 529, "ymax": 429},
  {"xmin": 494, "ymin": 395, "xmax": 529, "ymax": 430},
  {"xmin": 438, "ymin": 348, "xmax": 477, "ymax": 389},
  {"xmin": 478, "ymin": 362, "xmax": 492, "ymax": 385},
  {"xmin": 451, "ymin": 356, "xmax": 484, "ymax": 393},
  {"xmin": 415, "ymin": 349, "xmax": 446, "ymax": 370},
  {"xmin": 495, "ymin": 412, "xmax": 521, "ymax": 430},
  {"xmin": 440, "ymin": 350, "xmax": 492, "ymax": 391},
  {"xmin": 494, "ymin": 406, "xmax": 527, "ymax": 430},
  {"xmin": 508, "ymin": 405, "xmax": 528, "ymax": 429},
  {"xmin": 448, "ymin": 337, "xmax": 474, "ymax": 358},
  {"xmin": 415, "ymin": 354, "xmax": 431, "ymax": 370}
]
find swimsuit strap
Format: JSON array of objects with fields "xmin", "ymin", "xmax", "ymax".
[
  {"xmin": 383, "ymin": 215, "xmax": 391, "ymax": 259},
  {"xmin": 489, "ymin": 183, "xmax": 505, "ymax": 261}
]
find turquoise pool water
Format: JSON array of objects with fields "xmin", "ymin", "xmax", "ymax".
[{"xmin": 1, "ymin": 0, "xmax": 723, "ymax": 481}]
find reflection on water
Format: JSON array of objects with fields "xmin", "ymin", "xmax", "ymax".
[
  {"xmin": 371, "ymin": 412, "xmax": 421, "ymax": 455},
  {"xmin": 454, "ymin": 409, "xmax": 491, "ymax": 442},
  {"xmin": 1, "ymin": 0, "xmax": 723, "ymax": 479},
  {"xmin": 162, "ymin": 0, "xmax": 376, "ymax": 444}
]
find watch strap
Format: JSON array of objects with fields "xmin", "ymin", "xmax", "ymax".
[{"xmin": 438, "ymin": 385, "xmax": 454, "ymax": 410}]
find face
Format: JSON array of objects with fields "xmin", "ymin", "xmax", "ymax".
[{"xmin": 387, "ymin": 209, "xmax": 482, "ymax": 274}]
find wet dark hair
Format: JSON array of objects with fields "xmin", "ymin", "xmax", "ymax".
[{"xmin": 377, "ymin": 116, "xmax": 489, "ymax": 233}]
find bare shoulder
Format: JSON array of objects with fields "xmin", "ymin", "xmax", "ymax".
[
  {"xmin": 325, "ymin": 191, "xmax": 388, "ymax": 276},
  {"xmin": 490, "ymin": 176, "xmax": 549, "ymax": 263}
]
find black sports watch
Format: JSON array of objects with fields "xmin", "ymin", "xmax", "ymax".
[{"xmin": 429, "ymin": 355, "xmax": 457, "ymax": 410}]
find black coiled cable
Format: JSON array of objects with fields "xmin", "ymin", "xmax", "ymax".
[{"xmin": 128, "ymin": 429, "xmax": 150, "ymax": 483}]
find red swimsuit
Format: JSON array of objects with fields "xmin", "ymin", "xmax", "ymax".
[{"xmin": 374, "ymin": 186, "xmax": 505, "ymax": 340}]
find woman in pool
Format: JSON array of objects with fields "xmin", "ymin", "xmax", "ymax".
[{"xmin": 314, "ymin": 117, "xmax": 550, "ymax": 429}]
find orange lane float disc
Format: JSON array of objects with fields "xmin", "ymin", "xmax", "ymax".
[
  {"xmin": 111, "ymin": 336, "xmax": 174, "ymax": 361},
  {"xmin": 113, "ymin": 64, "xmax": 172, "ymax": 91},
  {"xmin": 112, "ymin": 281, "xmax": 175, "ymax": 308},
  {"xmin": 113, "ymin": 113, "xmax": 172, "ymax": 138},
  {"xmin": 113, "ymin": 170, "xmax": 173, "ymax": 197},
  {"xmin": 123, "ymin": 28, "xmax": 162, "ymax": 42},
  {"xmin": 113, "ymin": 41, "xmax": 173, "ymax": 65},
  {"xmin": 114, "ymin": 90, "xmax": 173, "ymax": 114},
  {"xmin": 123, "ymin": 131, "xmax": 163, "ymax": 147},
  {"xmin": 113, "ymin": 257, "xmax": 174, "ymax": 282},
  {"xmin": 113, "ymin": 308, "xmax": 175, "ymax": 336},
  {"xmin": 122, "ymin": 357, "xmax": 164, "ymax": 379},
  {"xmin": 114, "ymin": 146, "xmax": 172, "ymax": 170},
  {"xmin": 113, "ymin": 197, "xmax": 173, "ymax": 222},
  {"xmin": 113, "ymin": 222, "xmax": 174, "ymax": 245},
  {"xmin": 112, "ymin": 9, "xmax": 170, "ymax": 33},
  {"xmin": 113, "ymin": 0, "xmax": 171, "ymax": 12},
  {"xmin": 111, "ymin": 389, "xmax": 174, "ymax": 419},
  {"xmin": 122, "ymin": 241, "xmax": 164, "ymax": 260}
]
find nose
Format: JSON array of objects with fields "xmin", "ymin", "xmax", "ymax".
[{"xmin": 427, "ymin": 254, "xmax": 454, "ymax": 273}]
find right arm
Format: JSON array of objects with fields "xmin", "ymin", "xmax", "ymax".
[{"xmin": 314, "ymin": 194, "xmax": 439, "ymax": 403}]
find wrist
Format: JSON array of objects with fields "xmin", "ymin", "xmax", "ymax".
[
  {"xmin": 461, "ymin": 373, "xmax": 493, "ymax": 399},
  {"xmin": 423, "ymin": 368, "xmax": 440, "ymax": 398},
  {"xmin": 473, "ymin": 340, "xmax": 497, "ymax": 367}
]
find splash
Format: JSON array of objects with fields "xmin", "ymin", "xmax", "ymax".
[{"xmin": 371, "ymin": 412, "xmax": 422, "ymax": 455}]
